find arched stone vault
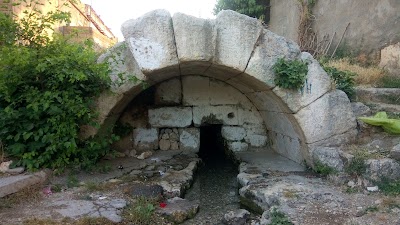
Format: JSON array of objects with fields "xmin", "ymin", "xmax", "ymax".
[{"xmin": 89, "ymin": 9, "xmax": 357, "ymax": 166}]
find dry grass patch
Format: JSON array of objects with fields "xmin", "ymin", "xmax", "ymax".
[
  {"xmin": 0, "ymin": 184, "xmax": 43, "ymax": 209},
  {"xmin": 326, "ymin": 58, "xmax": 386, "ymax": 86}
]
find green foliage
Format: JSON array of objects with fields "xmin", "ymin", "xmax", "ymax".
[
  {"xmin": 269, "ymin": 207, "xmax": 293, "ymax": 225},
  {"xmin": 345, "ymin": 156, "xmax": 366, "ymax": 176},
  {"xmin": 66, "ymin": 174, "xmax": 79, "ymax": 188},
  {"xmin": 379, "ymin": 75, "xmax": 400, "ymax": 88},
  {"xmin": 273, "ymin": 58, "xmax": 308, "ymax": 90},
  {"xmin": 213, "ymin": 0, "xmax": 268, "ymax": 22},
  {"xmin": 313, "ymin": 160, "xmax": 337, "ymax": 176},
  {"xmin": 124, "ymin": 197, "xmax": 156, "ymax": 225},
  {"xmin": 322, "ymin": 65, "xmax": 355, "ymax": 99},
  {"xmin": 0, "ymin": 2, "xmax": 115, "ymax": 171},
  {"xmin": 376, "ymin": 178, "xmax": 400, "ymax": 196}
]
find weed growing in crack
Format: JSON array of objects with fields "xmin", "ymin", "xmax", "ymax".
[{"xmin": 313, "ymin": 160, "xmax": 337, "ymax": 176}]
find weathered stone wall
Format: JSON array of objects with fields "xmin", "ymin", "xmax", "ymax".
[
  {"xmin": 114, "ymin": 76, "xmax": 268, "ymax": 157},
  {"xmin": 268, "ymin": 0, "xmax": 400, "ymax": 59},
  {"xmin": 94, "ymin": 9, "xmax": 358, "ymax": 167}
]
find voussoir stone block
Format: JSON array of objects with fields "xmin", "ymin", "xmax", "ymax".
[
  {"xmin": 172, "ymin": 13, "xmax": 215, "ymax": 75},
  {"xmin": 121, "ymin": 9, "xmax": 179, "ymax": 81},
  {"xmin": 245, "ymin": 29, "xmax": 301, "ymax": 89},
  {"xmin": 295, "ymin": 90, "xmax": 357, "ymax": 144},
  {"xmin": 273, "ymin": 52, "xmax": 333, "ymax": 113},
  {"xmin": 148, "ymin": 107, "xmax": 192, "ymax": 127},
  {"xmin": 206, "ymin": 10, "xmax": 263, "ymax": 80}
]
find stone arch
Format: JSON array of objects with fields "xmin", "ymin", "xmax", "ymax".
[{"xmin": 88, "ymin": 9, "xmax": 357, "ymax": 165}]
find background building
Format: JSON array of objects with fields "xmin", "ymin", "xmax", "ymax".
[{"xmin": 0, "ymin": 0, "xmax": 117, "ymax": 49}]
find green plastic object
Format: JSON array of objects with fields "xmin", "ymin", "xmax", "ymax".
[{"xmin": 358, "ymin": 112, "xmax": 400, "ymax": 135}]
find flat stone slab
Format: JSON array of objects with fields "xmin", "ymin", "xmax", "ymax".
[
  {"xmin": 0, "ymin": 170, "xmax": 49, "ymax": 198},
  {"xmin": 235, "ymin": 149, "xmax": 305, "ymax": 173}
]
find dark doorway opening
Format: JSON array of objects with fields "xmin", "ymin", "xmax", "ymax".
[
  {"xmin": 199, "ymin": 125, "xmax": 225, "ymax": 164},
  {"xmin": 184, "ymin": 125, "xmax": 240, "ymax": 224}
]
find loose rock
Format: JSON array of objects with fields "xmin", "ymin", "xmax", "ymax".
[
  {"xmin": 223, "ymin": 209, "xmax": 250, "ymax": 225},
  {"xmin": 157, "ymin": 197, "xmax": 199, "ymax": 223}
]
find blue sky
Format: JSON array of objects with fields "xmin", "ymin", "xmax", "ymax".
[{"xmin": 80, "ymin": 0, "xmax": 217, "ymax": 40}]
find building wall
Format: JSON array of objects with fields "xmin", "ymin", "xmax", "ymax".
[
  {"xmin": 0, "ymin": 0, "xmax": 117, "ymax": 49},
  {"xmin": 268, "ymin": 0, "xmax": 400, "ymax": 59}
]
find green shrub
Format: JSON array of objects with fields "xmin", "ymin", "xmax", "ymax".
[
  {"xmin": 273, "ymin": 58, "xmax": 308, "ymax": 90},
  {"xmin": 322, "ymin": 65, "xmax": 355, "ymax": 99},
  {"xmin": 0, "ymin": 3, "xmax": 115, "ymax": 171}
]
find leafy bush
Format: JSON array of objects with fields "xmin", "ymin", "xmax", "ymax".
[
  {"xmin": 0, "ymin": 3, "xmax": 114, "ymax": 170},
  {"xmin": 273, "ymin": 58, "xmax": 308, "ymax": 90},
  {"xmin": 322, "ymin": 65, "xmax": 355, "ymax": 99},
  {"xmin": 213, "ymin": 0, "xmax": 269, "ymax": 23}
]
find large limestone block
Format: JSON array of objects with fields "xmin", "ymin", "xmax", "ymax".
[
  {"xmin": 133, "ymin": 128, "xmax": 158, "ymax": 150},
  {"xmin": 179, "ymin": 128, "xmax": 200, "ymax": 152},
  {"xmin": 259, "ymin": 111, "xmax": 301, "ymax": 139},
  {"xmin": 155, "ymin": 78, "xmax": 182, "ymax": 105},
  {"xmin": 273, "ymin": 52, "xmax": 333, "ymax": 113},
  {"xmin": 227, "ymin": 141, "xmax": 249, "ymax": 152},
  {"xmin": 245, "ymin": 29, "xmax": 301, "ymax": 89},
  {"xmin": 294, "ymin": 90, "xmax": 357, "ymax": 144},
  {"xmin": 245, "ymin": 134, "xmax": 268, "ymax": 147},
  {"xmin": 246, "ymin": 91, "xmax": 291, "ymax": 113},
  {"xmin": 206, "ymin": 10, "xmax": 263, "ymax": 79},
  {"xmin": 98, "ymin": 41, "xmax": 149, "ymax": 94},
  {"xmin": 221, "ymin": 126, "xmax": 246, "ymax": 141},
  {"xmin": 182, "ymin": 76, "xmax": 210, "ymax": 106},
  {"xmin": 148, "ymin": 107, "xmax": 192, "ymax": 128},
  {"xmin": 312, "ymin": 147, "xmax": 344, "ymax": 171},
  {"xmin": 182, "ymin": 76, "xmax": 253, "ymax": 108},
  {"xmin": 121, "ymin": 10, "xmax": 179, "ymax": 81},
  {"xmin": 270, "ymin": 131, "xmax": 304, "ymax": 164},
  {"xmin": 209, "ymin": 79, "xmax": 253, "ymax": 108},
  {"xmin": 172, "ymin": 13, "xmax": 215, "ymax": 75},
  {"xmin": 193, "ymin": 106, "xmax": 240, "ymax": 126},
  {"xmin": 238, "ymin": 107, "xmax": 264, "ymax": 126}
]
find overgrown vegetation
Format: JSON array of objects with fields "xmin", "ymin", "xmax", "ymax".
[
  {"xmin": 268, "ymin": 207, "xmax": 293, "ymax": 225},
  {"xmin": 323, "ymin": 65, "xmax": 356, "ymax": 99},
  {"xmin": 376, "ymin": 178, "xmax": 400, "ymax": 196},
  {"xmin": 273, "ymin": 58, "xmax": 308, "ymax": 90},
  {"xmin": 213, "ymin": 0, "xmax": 269, "ymax": 23},
  {"xmin": 312, "ymin": 160, "xmax": 337, "ymax": 176},
  {"xmin": 345, "ymin": 156, "xmax": 366, "ymax": 176},
  {"xmin": 0, "ymin": 1, "xmax": 116, "ymax": 171},
  {"xmin": 123, "ymin": 197, "xmax": 160, "ymax": 225}
]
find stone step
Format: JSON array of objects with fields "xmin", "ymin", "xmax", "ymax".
[
  {"xmin": 0, "ymin": 170, "xmax": 49, "ymax": 198},
  {"xmin": 355, "ymin": 87, "xmax": 400, "ymax": 105}
]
